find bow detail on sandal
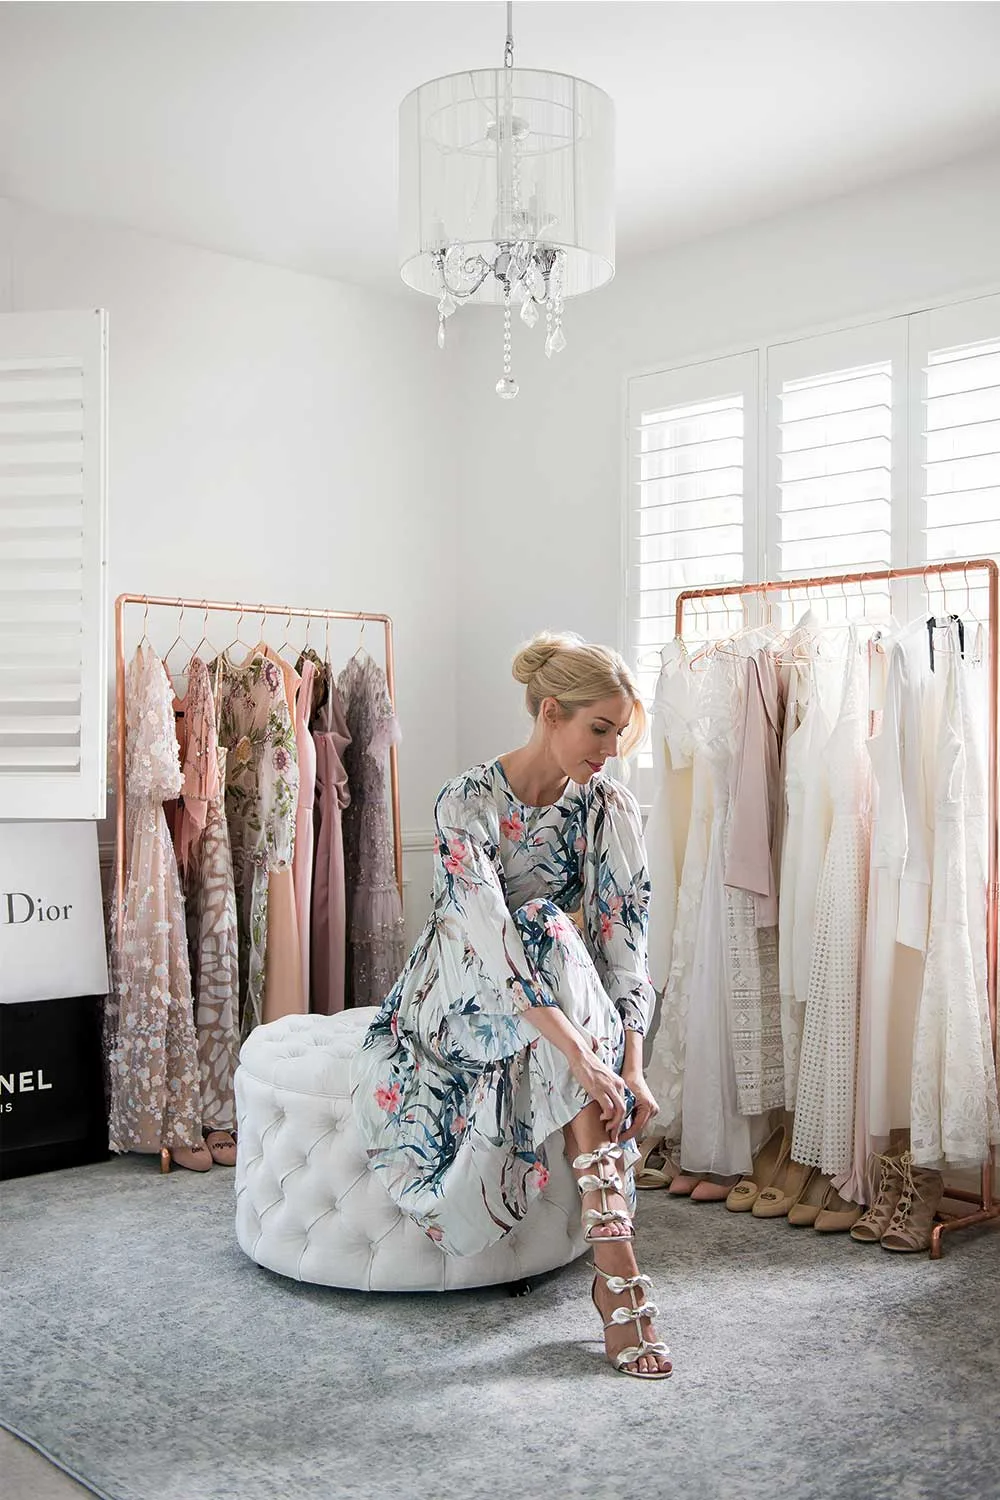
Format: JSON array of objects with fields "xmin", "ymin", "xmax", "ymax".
[
  {"xmin": 591, "ymin": 1264, "xmax": 672, "ymax": 1379},
  {"xmin": 573, "ymin": 1143, "xmax": 634, "ymax": 1242}
]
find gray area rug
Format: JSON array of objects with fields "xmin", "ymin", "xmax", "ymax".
[{"xmin": 1, "ymin": 1156, "xmax": 998, "ymax": 1500}]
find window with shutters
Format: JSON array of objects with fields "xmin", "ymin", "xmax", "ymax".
[
  {"xmin": 626, "ymin": 351, "xmax": 757, "ymax": 725},
  {"xmin": 914, "ymin": 293, "xmax": 1000, "ymax": 625},
  {"xmin": 0, "ymin": 310, "xmax": 108, "ymax": 820},
  {"xmin": 623, "ymin": 290, "xmax": 999, "ymax": 797}
]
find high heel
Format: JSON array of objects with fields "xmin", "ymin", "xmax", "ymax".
[
  {"xmin": 667, "ymin": 1173, "xmax": 703, "ymax": 1197},
  {"xmin": 879, "ymin": 1153, "xmax": 944, "ymax": 1253},
  {"xmin": 787, "ymin": 1167, "xmax": 830, "ymax": 1226},
  {"xmin": 814, "ymin": 1183, "xmax": 862, "ymax": 1233},
  {"xmin": 850, "ymin": 1154, "xmax": 904, "ymax": 1242},
  {"xmin": 574, "ymin": 1143, "xmax": 634, "ymax": 1242},
  {"xmin": 591, "ymin": 1264, "xmax": 672, "ymax": 1379}
]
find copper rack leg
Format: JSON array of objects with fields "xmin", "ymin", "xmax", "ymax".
[
  {"xmin": 159, "ymin": 1147, "xmax": 171, "ymax": 1175},
  {"xmin": 930, "ymin": 1203, "xmax": 1000, "ymax": 1260}
]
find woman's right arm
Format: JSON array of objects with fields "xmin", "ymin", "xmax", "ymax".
[{"xmin": 521, "ymin": 1003, "xmax": 629, "ymax": 1137}]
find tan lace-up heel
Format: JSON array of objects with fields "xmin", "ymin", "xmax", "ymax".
[
  {"xmin": 850, "ymin": 1154, "xmax": 904, "ymax": 1243},
  {"xmin": 880, "ymin": 1152, "xmax": 944, "ymax": 1253}
]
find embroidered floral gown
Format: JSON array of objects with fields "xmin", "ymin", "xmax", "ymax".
[
  {"xmin": 352, "ymin": 762, "xmax": 655, "ymax": 1258},
  {"xmin": 215, "ymin": 653, "xmax": 299, "ymax": 1038},
  {"xmin": 107, "ymin": 647, "xmax": 203, "ymax": 1153}
]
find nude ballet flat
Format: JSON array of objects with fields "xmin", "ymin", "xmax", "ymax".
[
  {"xmin": 753, "ymin": 1154, "xmax": 812, "ymax": 1219},
  {"xmin": 725, "ymin": 1126, "xmax": 787, "ymax": 1212},
  {"xmin": 204, "ymin": 1130, "xmax": 237, "ymax": 1167}
]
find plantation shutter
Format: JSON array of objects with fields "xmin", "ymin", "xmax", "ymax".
[
  {"xmin": 909, "ymin": 292, "xmax": 1000, "ymax": 623},
  {"xmin": 0, "ymin": 310, "xmax": 109, "ymax": 819},
  {"xmin": 766, "ymin": 319, "xmax": 907, "ymax": 618}
]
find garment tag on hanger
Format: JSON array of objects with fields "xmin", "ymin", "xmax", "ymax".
[{"xmin": 926, "ymin": 614, "xmax": 964, "ymax": 671}]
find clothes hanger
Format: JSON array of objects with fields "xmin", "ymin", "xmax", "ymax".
[
  {"xmin": 191, "ymin": 601, "xmax": 215, "ymax": 664},
  {"xmin": 163, "ymin": 601, "xmax": 199, "ymax": 682},
  {"xmin": 136, "ymin": 598, "xmax": 152, "ymax": 652}
]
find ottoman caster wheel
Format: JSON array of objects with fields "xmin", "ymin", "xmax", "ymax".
[{"xmin": 507, "ymin": 1278, "xmax": 533, "ymax": 1298}]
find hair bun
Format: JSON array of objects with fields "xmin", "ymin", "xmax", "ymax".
[{"xmin": 511, "ymin": 631, "xmax": 581, "ymax": 685}]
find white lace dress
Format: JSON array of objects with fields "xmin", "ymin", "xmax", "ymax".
[
  {"xmin": 910, "ymin": 626, "xmax": 1000, "ymax": 1168},
  {"xmin": 791, "ymin": 640, "xmax": 872, "ymax": 1177},
  {"xmin": 645, "ymin": 647, "xmax": 703, "ymax": 1144},
  {"xmin": 679, "ymin": 652, "xmax": 756, "ymax": 1177},
  {"xmin": 644, "ymin": 640, "xmax": 694, "ymax": 995}
]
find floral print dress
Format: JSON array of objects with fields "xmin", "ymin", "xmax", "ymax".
[
  {"xmin": 352, "ymin": 761, "xmax": 655, "ymax": 1258},
  {"xmin": 215, "ymin": 652, "xmax": 299, "ymax": 1038}
]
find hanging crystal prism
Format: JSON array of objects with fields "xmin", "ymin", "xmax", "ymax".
[
  {"xmin": 520, "ymin": 295, "xmax": 539, "ymax": 328},
  {"xmin": 496, "ymin": 287, "xmax": 519, "ymax": 398}
]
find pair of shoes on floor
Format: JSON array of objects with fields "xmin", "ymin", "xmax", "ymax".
[
  {"xmin": 574, "ymin": 1144, "xmax": 672, "ymax": 1381},
  {"xmin": 850, "ymin": 1151, "xmax": 944, "ymax": 1252},
  {"xmin": 168, "ymin": 1131, "xmax": 237, "ymax": 1172},
  {"xmin": 725, "ymin": 1124, "xmax": 789, "ymax": 1213},
  {"xmin": 782, "ymin": 1167, "xmax": 862, "ymax": 1231},
  {"xmin": 635, "ymin": 1136, "xmax": 679, "ymax": 1191},
  {"xmin": 667, "ymin": 1170, "xmax": 744, "ymax": 1201}
]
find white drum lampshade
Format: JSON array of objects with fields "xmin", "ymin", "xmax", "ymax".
[{"xmin": 397, "ymin": 21, "xmax": 615, "ymax": 398}]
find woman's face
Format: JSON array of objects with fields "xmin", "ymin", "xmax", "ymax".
[{"xmin": 542, "ymin": 691, "xmax": 634, "ymax": 783}]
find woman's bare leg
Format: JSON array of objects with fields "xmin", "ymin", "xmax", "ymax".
[{"xmin": 564, "ymin": 1103, "xmax": 672, "ymax": 1376}]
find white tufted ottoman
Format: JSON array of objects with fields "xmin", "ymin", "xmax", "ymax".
[{"xmin": 234, "ymin": 1009, "xmax": 586, "ymax": 1291}]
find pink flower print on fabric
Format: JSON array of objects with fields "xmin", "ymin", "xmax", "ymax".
[
  {"xmin": 500, "ymin": 810, "xmax": 526, "ymax": 843},
  {"xmin": 374, "ymin": 1081, "xmax": 402, "ymax": 1112},
  {"xmin": 452, "ymin": 1115, "xmax": 467, "ymax": 1135},
  {"xmin": 443, "ymin": 838, "xmax": 467, "ymax": 876},
  {"xmin": 599, "ymin": 911, "xmax": 614, "ymax": 942},
  {"xmin": 425, "ymin": 1225, "xmax": 444, "ymax": 1243},
  {"xmin": 262, "ymin": 660, "xmax": 281, "ymax": 695},
  {"xmin": 272, "ymin": 745, "xmax": 291, "ymax": 774},
  {"xmin": 544, "ymin": 913, "xmax": 569, "ymax": 939},
  {"xmin": 530, "ymin": 1162, "xmax": 550, "ymax": 1191},
  {"xmin": 574, "ymin": 836, "xmax": 587, "ymax": 854},
  {"xmin": 510, "ymin": 980, "xmax": 531, "ymax": 1010}
]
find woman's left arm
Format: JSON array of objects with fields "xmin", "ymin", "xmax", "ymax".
[{"xmin": 583, "ymin": 779, "xmax": 659, "ymax": 1138}]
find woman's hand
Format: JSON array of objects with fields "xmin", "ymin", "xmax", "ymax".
[
  {"xmin": 568, "ymin": 1038, "xmax": 629, "ymax": 1138},
  {"xmin": 619, "ymin": 1069, "xmax": 659, "ymax": 1144}
]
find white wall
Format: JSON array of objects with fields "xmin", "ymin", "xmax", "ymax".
[
  {"xmin": 452, "ymin": 148, "xmax": 1000, "ymax": 770},
  {"xmin": 0, "ymin": 198, "xmax": 457, "ymax": 940}
]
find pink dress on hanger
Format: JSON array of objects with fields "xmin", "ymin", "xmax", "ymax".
[
  {"xmin": 292, "ymin": 657, "xmax": 317, "ymax": 1005},
  {"xmin": 311, "ymin": 670, "xmax": 353, "ymax": 1014},
  {"xmin": 260, "ymin": 647, "xmax": 305, "ymax": 1022}
]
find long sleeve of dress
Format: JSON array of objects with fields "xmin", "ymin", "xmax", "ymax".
[
  {"xmin": 583, "ymin": 778, "xmax": 656, "ymax": 1036},
  {"xmin": 434, "ymin": 779, "xmax": 558, "ymax": 1017}
]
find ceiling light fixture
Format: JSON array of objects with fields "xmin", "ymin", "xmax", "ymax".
[{"xmin": 397, "ymin": 2, "xmax": 615, "ymax": 398}]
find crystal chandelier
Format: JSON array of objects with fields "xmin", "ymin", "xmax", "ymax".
[{"xmin": 397, "ymin": 3, "xmax": 615, "ymax": 398}]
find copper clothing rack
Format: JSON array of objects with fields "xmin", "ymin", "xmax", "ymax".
[
  {"xmin": 674, "ymin": 558, "xmax": 999, "ymax": 1260},
  {"xmin": 113, "ymin": 593, "xmax": 403, "ymax": 928}
]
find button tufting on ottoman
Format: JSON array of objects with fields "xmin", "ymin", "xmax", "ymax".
[{"xmin": 234, "ymin": 1008, "xmax": 586, "ymax": 1291}]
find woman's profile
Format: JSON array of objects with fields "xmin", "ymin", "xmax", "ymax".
[{"xmin": 352, "ymin": 631, "xmax": 671, "ymax": 1378}]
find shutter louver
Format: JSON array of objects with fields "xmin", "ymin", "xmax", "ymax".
[
  {"xmin": 0, "ymin": 312, "xmax": 107, "ymax": 819},
  {"xmin": 628, "ymin": 352, "xmax": 756, "ymax": 722}
]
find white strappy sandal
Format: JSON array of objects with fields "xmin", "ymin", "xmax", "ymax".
[
  {"xmin": 591, "ymin": 1265, "xmax": 673, "ymax": 1380},
  {"xmin": 573, "ymin": 1142, "xmax": 635, "ymax": 1243}
]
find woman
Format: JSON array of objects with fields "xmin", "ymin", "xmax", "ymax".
[{"xmin": 352, "ymin": 633, "xmax": 671, "ymax": 1379}]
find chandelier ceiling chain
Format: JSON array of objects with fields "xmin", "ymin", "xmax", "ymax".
[{"xmin": 398, "ymin": 0, "xmax": 615, "ymax": 398}]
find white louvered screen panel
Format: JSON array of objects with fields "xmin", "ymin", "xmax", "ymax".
[
  {"xmin": 627, "ymin": 351, "xmax": 757, "ymax": 716},
  {"xmin": 767, "ymin": 319, "xmax": 906, "ymax": 622},
  {"xmin": 0, "ymin": 311, "xmax": 108, "ymax": 819},
  {"xmin": 912, "ymin": 294, "xmax": 1000, "ymax": 624}
]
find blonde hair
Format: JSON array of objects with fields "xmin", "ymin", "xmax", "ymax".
[{"xmin": 511, "ymin": 631, "xmax": 648, "ymax": 760}]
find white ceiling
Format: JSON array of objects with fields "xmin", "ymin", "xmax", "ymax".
[{"xmin": 2, "ymin": 2, "xmax": 999, "ymax": 292}]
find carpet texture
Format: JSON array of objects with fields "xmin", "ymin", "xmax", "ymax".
[{"xmin": 1, "ymin": 1156, "xmax": 998, "ymax": 1500}]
